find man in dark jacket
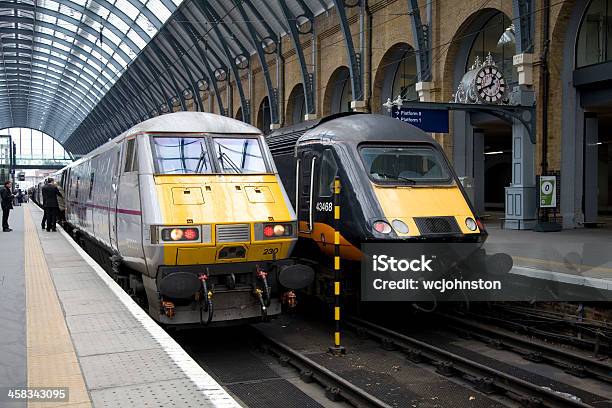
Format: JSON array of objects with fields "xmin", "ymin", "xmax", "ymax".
[
  {"xmin": 1, "ymin": 180, "xmax": 14, "ymax": 232},
  {"xmin": 42, "ymin": 178, "xmax": 60, "ymax": 232}
]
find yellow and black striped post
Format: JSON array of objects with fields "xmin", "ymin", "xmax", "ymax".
[{"xmin": 329, "ymin": 176, "xmax": 346, "ymax": 355}]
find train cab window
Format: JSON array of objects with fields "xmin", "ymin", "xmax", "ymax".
[
  {"xmin": 151, "ymin": 136, "xmax": 211, "ymax": 174},
  {"xmin": 124, "ymin": 139, "xmax": 137, "ymax": 173},
  {"xmin": 360, "ymin": 145, "xmax": 451, "ymax": 184},
  {"xmin": 211, "ymin": 137, "xmax": 268, "ymax": 174},
  {"xmin": 318, "ymin": 149, "xmax": 338, "ymax": 197},
  {"xmin": 89, "ymin": 172, "xmax": 94, "ymax": 199}
]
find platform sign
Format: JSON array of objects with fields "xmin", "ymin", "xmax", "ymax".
[
  {"xmin": 539, "ymin": 176, "xmax": 556, "ymax": 207},
  {"xmin": 391, "ymin": 107, "xmax": 449, "ymax": 133}
]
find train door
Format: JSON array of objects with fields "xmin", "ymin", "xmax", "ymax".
[
  {"xmin": 109, "ymin": 146, "xmax": 121, "ymax": 251},
  {"xmin": 117, "ymin": 138, "xmax": 144, "ymax": 261},
  {"xmin": 312, "ymin": 149, "xmax": 338, "ymax": 250},
  {"xmin": 297, "ymin": 150, "xmax": 316, "ymax": 234}
]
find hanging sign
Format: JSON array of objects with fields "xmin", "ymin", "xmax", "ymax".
[{"xmin": 391, "ymin": 107, "xmax": 449, "ymax": 133}]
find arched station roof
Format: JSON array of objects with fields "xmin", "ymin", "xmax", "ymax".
[
  {"xmin": 64, "ymin": 0, "xmax": 335, "ymax": 154},
  {"xmin": 0, "ymin": 0, "xmax": 183, "ymax": 142}
]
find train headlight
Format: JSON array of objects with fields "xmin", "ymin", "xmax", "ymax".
[
  {"xmin": 465, "ymin": 217, "xmax": 477, "ymax": 231},
  {"xmin": 391, "ymin": 219, "xmax": 409, "ymax": 234},
  {"xmin": 159, "ymin": 226, "xmax": 201, "ymax": 242},
  {"xmin": 257, "ymin": 222, "xmax": 295, "ymax": 240},
  {"xmin": 373, "ymin": 220, "xmax": 392, "ymax": 234},
  {"xmin": 273, "ymin": 224, "xmax": 285, "ymax": 236},
  {"xmin": 170, "ymin": 229, "xmax": 184, "ymax": 241}
]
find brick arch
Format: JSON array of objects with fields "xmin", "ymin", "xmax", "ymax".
[
  {"xmin": 285, "ymin": 83, "xmax": 305, "ymax": 126},
  {"xmin": 256, "ymin": 96, "xmax": 271, "ymax": 133},
  {"xmin": 440, "ymin": 7, "xmax": 509, "ymax": 102},
  {"xmin": 322, "ymin": 66, "xmax": 350, "ymax": 116},
  {"xmin": 371, "ymin": 42, "xmax": 416, "ymax": 114}
]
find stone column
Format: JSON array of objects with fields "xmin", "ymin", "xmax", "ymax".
[
  {"xmin": 350, "ymin": 100, "xmax": 368, "ymax": 112},
  {"xmin": 452, "ymin": 112, "xmax": 484, "ymax": 211},
  {"xmin": 415, "ymin": 81, "xmax": 434, "ymax": 102},
  {"xmin": 503, "ymin": 86, "xmax": 537, "ymax": 229},
  {"xmin": 473, "ymin": 129, "xmax": 485, "ymax": 213},
  {"xmin": 584, "ymin": 113, "xmax": 599, "ymax": 225}
]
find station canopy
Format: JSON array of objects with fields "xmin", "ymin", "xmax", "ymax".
[
  {"xmin": 0, "ymin": 0, "xmax": 183, "ymax": 141},
  {"xmin": 0, "ymin": 0, "xmax": 334, "ymax": 155}
]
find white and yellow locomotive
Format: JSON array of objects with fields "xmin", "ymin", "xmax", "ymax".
[{"xmin": 57, "ymin": 112, "xmax": 313, "ymax": 326}]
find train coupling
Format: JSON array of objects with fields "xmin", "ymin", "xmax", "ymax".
[
  {"xmin": 160, "ymin": 299, "xmax": 176, "ymax": 319},
  {"xmin": 282, "ymin": 291, "xmax": 297, "ymax": 308}
]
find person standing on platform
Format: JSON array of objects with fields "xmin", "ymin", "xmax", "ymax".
[
  {"xmin": 41, "ymin": 179, "xmax": 48, "ymax": 230},
  {"xmin": 1, "ymin": 181, "xmax": 14, "ymax": 232},
  {"xmin": 42, "ymin": 178, "xmax": 60, "ymax": 232}
]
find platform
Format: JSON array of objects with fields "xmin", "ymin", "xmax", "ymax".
[
  {"xmin": 484, "ymin": 215, "xmax": 612, "ymax": 292},
  {"xmin": 0, "ymin": 204, "xmax": 240, "ymax": 407}
]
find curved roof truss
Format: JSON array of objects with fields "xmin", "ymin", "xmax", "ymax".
[{"xmin": 0, "ymin": 0, "xmax": 184, "ymax": 141}]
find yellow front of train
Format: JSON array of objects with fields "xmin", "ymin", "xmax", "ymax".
[{"xmin": 142, "ymin": 132, "xmax": 309, "ymax": 326}]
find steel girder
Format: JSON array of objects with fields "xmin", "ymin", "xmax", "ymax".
[
  {"xmin": 149, "ymin": 42, "xmax": 188, "ymax": 111},
  {"xmin": 407, "ymin": 0, "xmax": 432, "ymax": 82},
  {"xmin": 512, "ymin": 0, "xmax": 534, "ymax": 53},
  {"xmin": 172, "ymin": 9, "xmax": 223, "ymax": 114},
  {"xmin": 163, "ymin": 26, "xmax": 205, "ymax": 112},
  {"xmin": 66, "ymin": 0, "xmax": 335, "ymax": 151},
  {"xmin": 194, "ymin": 1, "xmax": 246, "ymax": 119},
  {"xmin": 331, "ymin": 0, "xmax": 363, "ymax": 101},
  {"xmin": 232, "ymin": 0, "xmax": 280, "ymax": 125},
  {"xmin": 278, "ymin": 0, "xmax": 315, "ymax": 115}
]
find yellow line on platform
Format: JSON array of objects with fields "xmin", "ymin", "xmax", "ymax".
[{"xmin": 24, "ymin": 206, "xmax": 92, "ymax": 408}]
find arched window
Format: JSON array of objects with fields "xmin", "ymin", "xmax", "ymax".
[
  {"xmin": 576, "ymin": 0, "xmax": 612, "ymax": 68},
  {"xmin": 0, "ymin": 127, "xmax": 73, "ymax": 166},
  {"xmin": 467, "ymin": 11, "xmax": 516, "ymax": 85},
  {"xmin": 257, "ymin": 97, "xmax": 271, "ymax": 133},
  {"xmin": 392, "ymin": 49, "xmax": 418, "ymax": 101},
  {"xmin": 286, "ymin": 84, "xmax": 306, "ymax": 126},
  {"xmin": 323, "ymin": 66, "xmax": 352, "ymax": 115}
]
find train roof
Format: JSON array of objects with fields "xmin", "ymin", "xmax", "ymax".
[
  {"xmin": 123, "ymin": 111, "xmax": 261, "ymax": 136},
  {"xmin": 266, "ymin": 113, "xmax": 436, "ymax": 156},
  {"xmin": 299, "ymin": 113, "xmax": 434, "ymax": 144},
  {"xmin": 64, "ymin": 112, "xmax": 261, "ymax": 170}
]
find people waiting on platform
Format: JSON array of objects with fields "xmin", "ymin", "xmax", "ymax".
[
  {"xmin": 1, "ymin": 181, "xmax": 14, "ymax": 232},
  {"xmin": 42, "ymin": 178, "xmax": 60, "ymax": 232}
]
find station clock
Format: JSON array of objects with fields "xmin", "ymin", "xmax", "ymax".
[{"xmin": 475, "ymin": 65, "xmax": 506, "ymax": 103}]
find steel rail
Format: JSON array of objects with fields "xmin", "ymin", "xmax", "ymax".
[
  {"xmin": 252, "ymin": 326, "xmax": 392, "ymax": 408},
  {"xmin": 463, "ymin": 307, "xmax": 612, "ymax": 355},
  {"xmin": 346, "ymin": 317, "xmax": 594, "ymax": 408},
  {"xmin": 439, "ymin": 313, "xmax": 612, "ymax": 384}
]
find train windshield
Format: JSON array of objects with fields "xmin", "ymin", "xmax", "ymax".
[
  {"xmin": 211, "ymin": 137, "xmax": 267, "ymax": 174},
  {"xmin": 360, "ymin": 145, "xmax": 451, "ymax": 184},
  {"xmin": 151, "ymin": 136, "xmax": 269, "ymax": 174},
  {"xmin": 151, "ymin": 137, "xmax": 212, "ymax": 174}
]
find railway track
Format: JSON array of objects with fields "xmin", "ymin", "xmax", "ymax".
[
  {"xmin": 252, "ymin": 326, "xmax": 392, "ymax": 408},
  {"xmin": 346, "ymin": 317, "xmax": 596, "ymax": 408},
  {"xmin": 461, "ymin": 305, "xmax": 612, "ymax": 356},
  {"xmin": 438, "ymin": 313, "xmax": 612, "ymax": 385}
]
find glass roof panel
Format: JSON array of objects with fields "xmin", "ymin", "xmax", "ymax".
[{"xmin": 0, "ymin": 0, "xmax": 185, "ymax": 139}]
